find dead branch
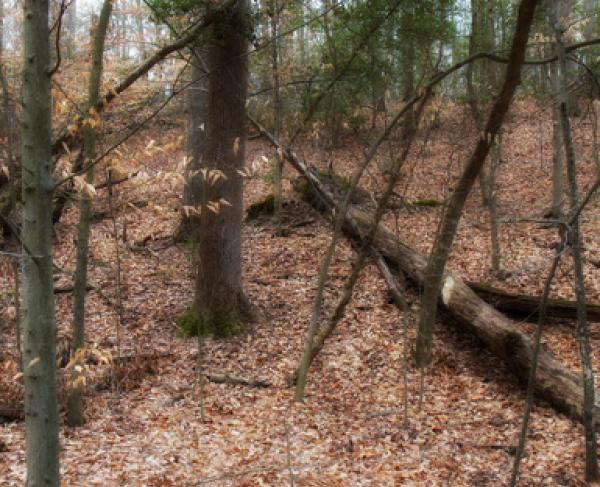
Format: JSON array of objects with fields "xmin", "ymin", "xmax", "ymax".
[{"xmin": 207, "ymin": 373, "xmax": 271, "ymax": 388}]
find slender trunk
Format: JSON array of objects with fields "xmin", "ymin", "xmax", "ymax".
[
  {"xmin": 270, "ymin": 0, "xmax": 282, "ymax": 226},
  {"xmin": 299, "ymin": 2, "xmax": 306, "ymax": 67},
  {"xmin": 510, "ymin": 234, "xmax": 565, "ymax": 486},
  {"xmin": 135, "ymin": 0, "xmax": 145, "ymax": 62},
  {"xmin": 193, "ymin": 0, "xmax": 253, "ymax": 332},
  {"xmin": 400, "ymin": 5, "xmax": 416, "ymax": 136},
  {"xmin": 487, "ymin": 133, "xmax": 502, "ymax": 272},
  {"xmin": 555, "ymin": 16, "xmax": 599, "ymax": 481},
  {"xmin": 415, "ymin": 0, "xmax": 538, "ymax": 368},
  {"xmin": 64, "ymin": 0, "xmax": 77, "ymax": 58},
  {"xmin": 68, "ymin": 0, "xmax": 113, "ymax": 427},
  {"xmin": 21, "ymin": 0, "xmax": 59, "ymax": 484},
  {"xmin": 13, "ymin": 258, "xmax": 22, "ymax": 372},
  {"xmin": 293, "ymin": 93, "xmax": 429, "ymax": 387},
  {"xmin": 550, "ymin": 60, "xmax": 564, "ymax": 218}
]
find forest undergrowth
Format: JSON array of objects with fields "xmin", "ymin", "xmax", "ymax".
[{"xmin": 1, "ymin": 100, "xmax": 600, "ymax": 486}]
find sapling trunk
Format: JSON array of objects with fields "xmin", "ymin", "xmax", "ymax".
[
  {"xmin": 415, "ymin": 0, "xmax": 538, "ymax": 369},
  {"xmin": 555, "ymin": 17, "xmax": 599, "ymax": 481},
  {"xmin": 68, "ymin": 0, "xmax": 113, "ymax": 427}
]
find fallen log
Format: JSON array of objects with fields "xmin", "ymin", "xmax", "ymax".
[
  {"xmin": 467, "ymin": 281, "xmax": 600, "ymax": 323},
  {"xmin": 306, "ymin": 179, "xmax": 596, "ymax": 425},
  {"xmin": 249, "ymin": 115, "xmax": 599, "ymax": 426}
]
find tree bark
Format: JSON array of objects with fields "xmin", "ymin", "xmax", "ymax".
[
  {"xmin": 68, "ymin": 0, "xmax": 113, "ymax": 428},
  {"xmin": 179, "ymin": 43, "xmax": 207, "ymax": 242},
  {"xmin": 415, "ymin": 0, "xmax": 538, "ymax": 368},
  {"xmin": 193, "ymin": 0, "xmax": 253, "ymax": 331},
  {"xmin": 21, "ymin": 0, "xmax": 59, "ymax": 484}
]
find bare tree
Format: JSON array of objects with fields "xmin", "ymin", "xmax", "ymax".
[
  {"xmin": 21, "ymin": 0, "xmax": 59, "ymax": 484},
  {"xmin": 68, "ymin": 0, "xmax": 113, "ymax": 427},
  {"xmin": 553, "ymin": 3, "xmax": 599, "ymax": 480},
  {"xmin": 415, "ymin": 0, "xmax": 539, "ymax": 369}
]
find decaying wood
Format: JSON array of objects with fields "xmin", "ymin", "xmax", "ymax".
[
  {"xmin": 249, "ymin": 114, "xmax": 600, "ymax": 426},
  {"xmin": 468, "ymin": 281, "xmax": 600, "ymax": 322},
  {"xmin": 207, "ymin": 373, "xmax": 270, "ymax": 388},
  {"xmin": 314, "ymin": 182, "xmax": 599, "ymax": 425}
]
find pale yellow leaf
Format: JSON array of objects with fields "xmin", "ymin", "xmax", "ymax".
[{"xmin": 27, "ymin": 357, "xmax": 40, "ymax": 369}]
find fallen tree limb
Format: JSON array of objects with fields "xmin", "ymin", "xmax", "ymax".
[
  {"xmin": 309, "ymin": 180, "xmax": 597, "ymax": 425},
  {"xmin": 249, "ymin": 115, "xmax": 600, "ymax": 426},
  {"xmin": 53, "ymin": 283, "xmax": 95, "ymax": 294},
  {"xmin": 51, "ymin": 0, "xmax": 237, "ymax": 157},
  {"xmin": 207, "ymin": 373, "xmax": 270, "ymax": 388},
  {"xmin": 468, "ymin": 281, "xmax": 600, "ymax": 323}
]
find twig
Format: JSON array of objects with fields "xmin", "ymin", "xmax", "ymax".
[{"xmin": 48, "ymin": 0, "xmax": 71, "ymax": 77}]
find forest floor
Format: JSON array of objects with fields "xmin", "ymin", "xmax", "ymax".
[{"xmin": 2, "ymin": 100, "xmax": 600, "ymax": 485}]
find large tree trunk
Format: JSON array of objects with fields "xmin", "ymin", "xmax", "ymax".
[
  {"xmin": 193, "ymin": 0, "xmax": 253, "ymax": 333},
  {"xmin": 21, "ymin": 0, "xmax": 59, "ymax": 485},
  {"xmin": 178, "ymin": 44, "xmax": 207, "ymax": 242}
]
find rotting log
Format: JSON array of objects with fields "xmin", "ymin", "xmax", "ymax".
[
  {"xmin": 307, "ymin": 178, "xmax": 597, "ymax": 425},
  {"xmin": 468, "ymin": 281, "xmax": 600, "ymax": 323},
  {"xmin": 249, "ymin": 115, "xmax": 600, "ymax": 425}
]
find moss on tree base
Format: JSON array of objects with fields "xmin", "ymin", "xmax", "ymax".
[{"xmin": 177, "ymin": 307, "xmax": 253, "ymax": 339}]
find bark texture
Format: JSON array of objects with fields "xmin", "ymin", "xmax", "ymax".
[
  {"xmin": 193, "ymin": 0, "xmax": 253, "ymax": 331},
  {"xmin": 21, "ymin": 0, "xmax": 59, "ymax": 484},
  {"xmin": 179, "ymin": 44, "xmax": 207, "ymax": 241}
]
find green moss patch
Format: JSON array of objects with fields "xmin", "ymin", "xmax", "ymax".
[{"xmin": 177, "ymin": 308, "xmax": 248, "ymax": 339}]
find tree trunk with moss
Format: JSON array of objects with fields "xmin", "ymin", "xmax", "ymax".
[
  {"xmin": 193, "ymin": 0, "xmax": 253, "ymax": 334},
  {"xmin": 68, "ymin": 0, "xmax": 113, "ymax": 428},
  {"xmin": 21, "ymin": 0, "xmax": 59, "ymax": 484}
]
